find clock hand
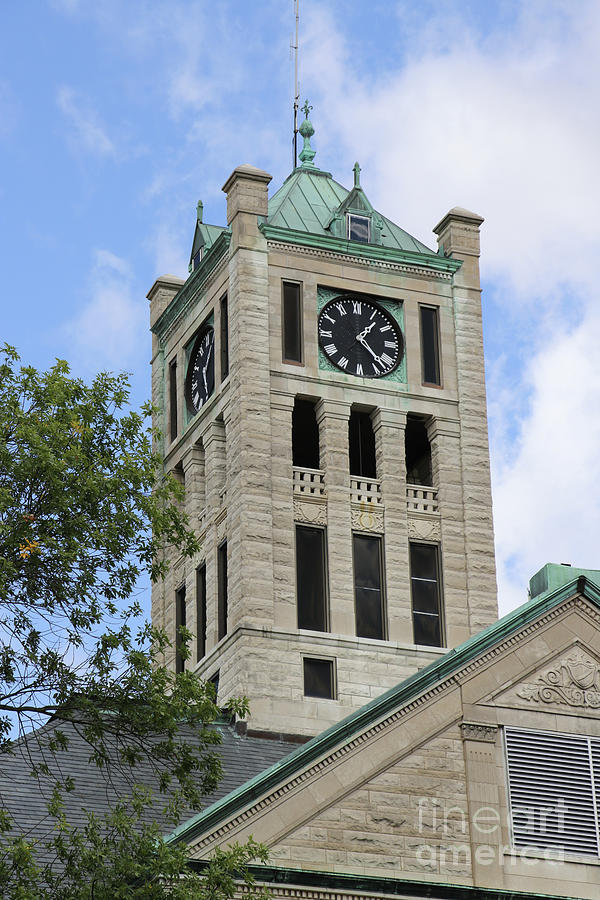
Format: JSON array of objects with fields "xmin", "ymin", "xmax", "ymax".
[
  {"xmin": 356, "ymin": 322, "xmax": 376, "ymax": 342},
  {"xmin": 357, "ymin": 334, "xmax": 382, "ymax": 363}
]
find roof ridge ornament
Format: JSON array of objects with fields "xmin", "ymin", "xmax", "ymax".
[
  {"xmin": 298, "ymin": 99, "xmax": 316, "ymax": 168},
  {"xmin": 353, "ymin": 161, "xmax": 361, "ymax": 189}
]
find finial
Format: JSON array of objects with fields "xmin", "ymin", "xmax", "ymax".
[
  {"xmin": 298, "ymin": 99, "xmax": 316, "ymax": 167},
  {"xmin": 197, "ymin": 200, "xmax": 203, "ymax": 223},
  {"xmin": 353, "ymin": 162, "xmax": 361, "ymax": 189}
]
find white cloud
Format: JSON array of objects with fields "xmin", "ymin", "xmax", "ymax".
[
  {"xmin": 56, "ymin": 86, "xmax": 116, "ymax": 157},
  {"xmin": 300, "ymin": 1, "xmax": 600, "ymax": 611},
  {"xmin": 64, "ymin": 250, "xmax": 146, "ymax": 371}
]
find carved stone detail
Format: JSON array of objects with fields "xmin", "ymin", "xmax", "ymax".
[
  {"xmin": 351, "ymin": 504, "xmax": 384, "ymax": 533},
  {"xmin": 461, "ymin": 722, "xmax": 498, "ymax": 743},
  {"xmin": 407, "ymin": 516, "xmax": 441, "ymax": 542},
  {"xmin": 517, "ymin": 648, "xmax": 600, "ymax": 708},
  {"xmin": 293, "ymin": 498, "xmax": 327, "ymax": 526}
]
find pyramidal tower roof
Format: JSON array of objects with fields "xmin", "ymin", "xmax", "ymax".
[{"xmin": 189, "ymin": 106, "xmax": 435, "ymax": 270}]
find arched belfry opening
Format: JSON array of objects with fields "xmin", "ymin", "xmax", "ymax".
[
  {"xmin": 292, "ymin": 397, "xmax": 320, "ymax": 469},
  {"xmin": 349, "ymin": 408, "xmax": 376, "ymax": 478},
  {"xmin": 405, "ymin": 414, "xmax": 433, "ymax": 486}
]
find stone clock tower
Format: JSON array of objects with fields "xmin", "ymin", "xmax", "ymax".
[{"xmin": 148, "ymin": 114, "xmax": 497, "ymax": 737}]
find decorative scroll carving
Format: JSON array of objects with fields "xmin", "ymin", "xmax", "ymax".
[
  {"xmin": 461, "ymin": 722, "xmax": 498, "ymax": 743},
  {"xmin": 517, "ymin": 648, "xmax": 600, "ymax": 708},
  {"xmin": 293, "ymin": 499, "xmax": 327, "ymax": 526},
  {"xmin": 407, "ymin": 517, "xmax": 441, "ymax": 542},
  {"xmin": 351, "ymin": 504, "xmax": 384, "ymax": 533}
]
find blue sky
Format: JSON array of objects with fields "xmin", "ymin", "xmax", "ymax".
[{"xmin": 2, "ymin": 0, "xmax": 599, "ymax": 614}]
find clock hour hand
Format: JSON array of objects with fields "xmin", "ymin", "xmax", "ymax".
[{"xmin": 356, "ymin": 322, "xmax": 376, "ymax": 343}]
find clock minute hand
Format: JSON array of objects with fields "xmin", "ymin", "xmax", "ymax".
[{"xmin": 357, "ymin": 333, "xmax": 381, "ymax": 362}]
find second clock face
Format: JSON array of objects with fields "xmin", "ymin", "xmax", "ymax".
[
  {"xmin": 318, "ymin": 295, "xmax": 403, "ymax": 378},
  {"xmin": 186, "ymin": 326, "xmax": 215, "ymax": 414}
]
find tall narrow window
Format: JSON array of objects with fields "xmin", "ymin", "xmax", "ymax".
[
  {"xmin": 296, "ymin": 525, "xmax": 327, "ymax": 631},
  {"xmin": 282, "ymin": 281, "xmax": 303, "ymax": 363},
  {"xmin": 196, "ymin": 564, "xmax": 206, "ymax": 662},
  {"xmin": 349, "ymin": 409, "xmax": 376, "ymax": 477},
  {"xmin": 420, "ymin": 306, "xmax": 441, "ymax": 386},
  {"xmin": 410, "ymin": 543, "xmax": 443, "ymax": 646},
  {"xmin": 175, "ymin": 584, "xmax": 186, "ymax": 673},
  {"xmin": 292, "ymin": 398, "xmax": 320, "ymax": 469},
  {"xmin": 220, "ymin": 294, "xmax": 229, "ymax": 381},
  {"xmin": 405, "ymin": 414, "xmax": 433, "ymax": 485},
  {"xmin": 217, "ymin": 542, "xmax": 228, "ymax": 641},
  {"xmin": 169, "ymin": 357, "xmax": 178, "ymax": 442},
  {"xmin": 353, "ymin": 534, "xmax": 385, "ymax": 639}
]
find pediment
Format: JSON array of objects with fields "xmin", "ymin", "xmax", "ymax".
[{"xmin": 485, "ymin": 641, "xmax": 600, "ymax": 714}]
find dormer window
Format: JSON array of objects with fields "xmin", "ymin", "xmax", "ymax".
[
  {"xmin": 347, "ymin": 214, "xmax": 370, "ymax": 243},
  {"xmin": 192, "ymin": 249, "xmax": 202, "ymax": 271}
]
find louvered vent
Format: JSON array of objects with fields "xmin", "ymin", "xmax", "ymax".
[{"xmin": 505, "ymin": 728, "xmax": 600, "ymax": 856}]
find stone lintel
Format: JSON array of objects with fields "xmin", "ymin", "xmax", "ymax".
[
  {"xmin": 315, "ymin": 397, "xmax": 351, "ymax": 424},
  {"xmin": 372, "ymin": 407, "xmax": 407, "ymax": 431}
]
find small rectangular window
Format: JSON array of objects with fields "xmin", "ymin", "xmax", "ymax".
[
  {"xmin": 420, "ymin": 306, "xmax": 441, "ymax": 386},
  {"xmin": 220, "ymin": 294, "xmax": 229, "ymax": 381},
  {"xmin": 303, "ymin": 658, "xmax": 335, "ymax": 699},
  {"xmin": 353, "ymin": 534, "xmax": 385, "ymax": 639},
  {"xmin": 217, "ymin": 541, "xmax": 228, "ymax": 641},
  {"xmin": 347, "ymin": 214, "xmax": 370, "ymax": 243},
  {"xmin": 282, "ymin": 282, "xmax": 303, "ymax": 363},
  {"xmin": 175, "ymin": 584, "xmax": 186, "ymax": 673},
  {"xmin": 192, "ymin": 249, "xmax": 202, "ymax": 271},
  {"xmin": 169, "ymin": 358, "xmax": 178, "ymax": 442},
  {"xmin": 296, "ymin": 525, "xmax": 328, "ymax": 631},
  {"xmin": 410, "ymin": 543, "xmax": 443, "ymax": 646},
  {"xmin": 196, "ymin": 564, "xmax": 206, "ymax": 662}
]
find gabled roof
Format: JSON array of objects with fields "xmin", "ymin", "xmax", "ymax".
[
  {"xmin": 266, "ymin": 165, "xmax": 434, "ymax": 255},
  {"xmin": 168, "ymin": 574, "xmax": 600, "ymax": 847}
]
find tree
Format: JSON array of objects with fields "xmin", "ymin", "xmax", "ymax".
[{"xmin": 0, "ymin": 345, "xmax": 265, "ymax": 897}]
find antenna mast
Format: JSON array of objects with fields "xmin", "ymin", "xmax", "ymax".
[{"xmin": 292, "ymin": 0, "xmax": 300, "ymax": 168}]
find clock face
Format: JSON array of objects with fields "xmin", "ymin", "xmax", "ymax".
[
  {"xmin": 318, "ymin": 295, "xmax": 403, "ymax": 378},
  {"xmin": 186, "ymin": 326, "xmax": 215, "ymax": 414}
]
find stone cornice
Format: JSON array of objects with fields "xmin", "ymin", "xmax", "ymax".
[{"xmin": 261, "ymin": 225, "xmax": 461, "ymax": 278}]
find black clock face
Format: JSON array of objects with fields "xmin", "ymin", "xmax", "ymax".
[
  {"xmin": 186, "ymin": 326, "xmax": 215, "ymax": 414},
  {"xmin": 318, "ymin": 296, "xmax": 403, "ymax": 378}
]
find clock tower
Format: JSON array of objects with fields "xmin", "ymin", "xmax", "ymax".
[{"xmin": 148, "ymin": 113, "xmax": 497, "ymax": 737}]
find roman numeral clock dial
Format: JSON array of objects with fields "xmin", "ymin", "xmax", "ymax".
[
  {"xmin": 186, "ymin": 326, "xmax": 215, "ymax": 414},
  {"xmin": 318, "ymin": 296, "xmax": 403, "ymax": 378}
]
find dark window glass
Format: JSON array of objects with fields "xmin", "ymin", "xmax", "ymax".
[
  {"xmin": 349, "ymin": 410, "xmax": 376, "ymax": 478},
  {"xmin": 405, "ymin": 415, "xmax": 433, "ymax": 485},
  {"xmin": 420, "ymin": 306, "xmax": 441, "ymax": 386},
  {"xmin": 296, "ymin": 526, "xmax": 327, "ymax": 631},
  {"xmin": 348, "ymin": 214, "xmax": 370, "ymax": 242},
  {"xmin": 220, "ymin": 294, "xmax": 229, "ymax": 381},
  {"xmin": 169, "ymin": 358, "xmax": 177, "ymax": 442},
  {"xmin": 218, "ymin": 542, "xmax": 227, "ymax": 641},
  {"xmin": 410, "ymin": 543, "xmax": 443, "ymax": 646},
  {"xmin": 283, "ymin": 282, "xmax": 302, "ymax": 363},
  {"xmin": 175, "ymin": 584, "xmax": 186, "ymax": 673},
  {"xmin": 353, "ymin": 534, "xmax": 385, "ymax": 639},
  {"xmin": 196, "ymin": 564, "xmax": 206, "ymax": 662},
  {"xmin": 209, "ymin": 670, "xmax": 219, "ymax": 701},
  {"xmin": 192, "ymin": 249, "xmax": 201, "ymax": 270},
  {"xmin": 292, "ymin": 398, "xmax": 320, "ymax": 469},
  {"xmin": 303, "ymin": 658, "xmax": 335, "ymax": 699}
]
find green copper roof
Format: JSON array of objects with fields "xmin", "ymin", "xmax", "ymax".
[
  {"xmin": 530, "ymin": 562, "xmax": 600, "ymax": 600},
  {"xmin": 266, "ymin": 166, "xmax": 434, "ymax": 254},
  {"xmin": 167, "ymin": 574, "xmax": 600, "ymax": 848}
]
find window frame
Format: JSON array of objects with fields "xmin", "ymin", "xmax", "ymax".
[
  {"xmin": 419, "ymin": 304, "xmax": 443, "ymax": 387},
  {"xmin": 295, "ymin": 524, "xmax": 329, "ymax": 632},
  {"xmin": 217, "ymin": 541, "xmax": 228, "ymax": 641},
  {"xmin": 175, "ymin": 583, "xmax": 186, "ymax": 674},
  {"xmin": 352, "ymin": 532, "xmax": 387, "ymax": 640},
  {"xmin": 220, "ymin": 293, "xmax": 229, "ymax": 382},
  {"xmin": 303, "ymin": 656, "xmax": 337, "ymax": 700},
  {"xmin": 281, "ymin": 280, "xmax": 304, "ymax": 365},
  {"xmin": 168, "ymin": 356, "xmax": 178, "ymax": 443},
  {"xmin": 347, "ymin": 213, "xmax": 371, "ymax": 243},
  {"xmin": 409, "ymin": 541, "xmax": 444, "ymax": 647}
]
